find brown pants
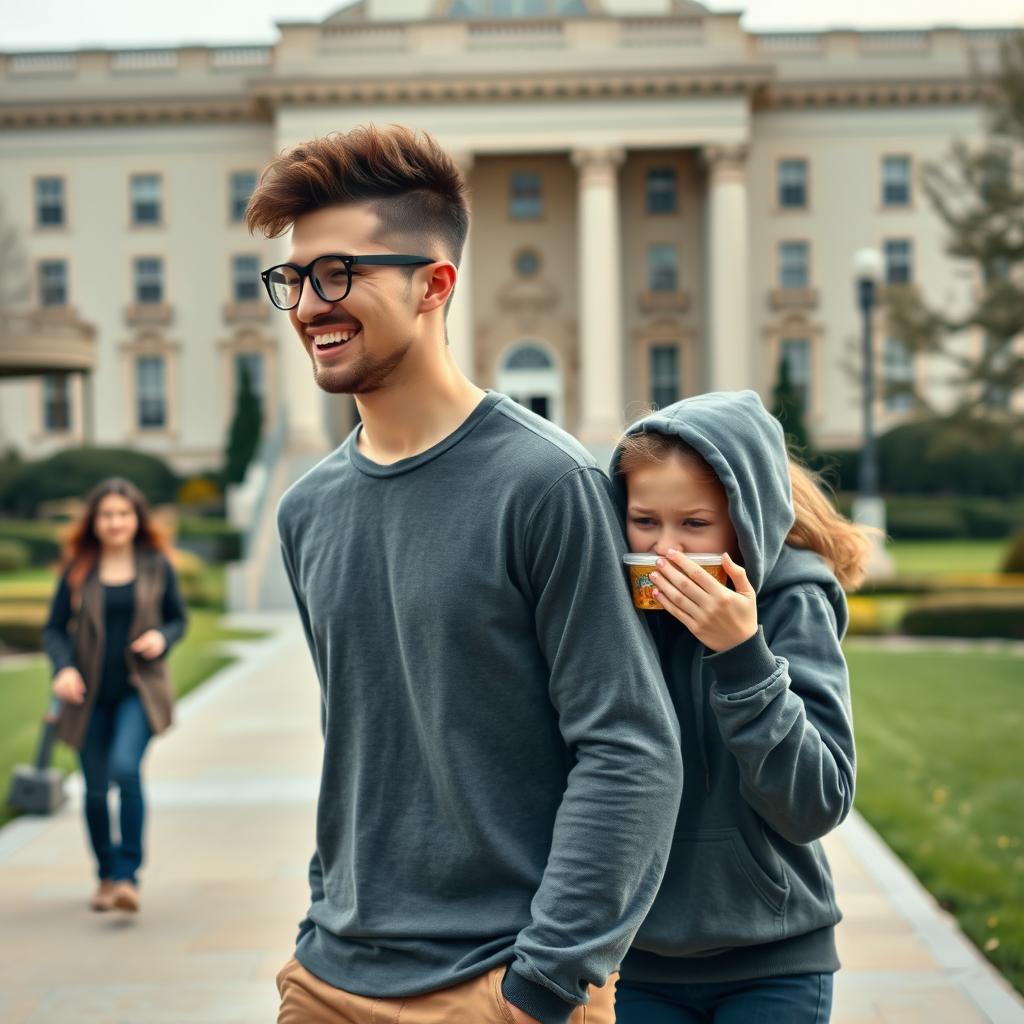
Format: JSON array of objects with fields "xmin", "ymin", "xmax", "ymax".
[{"xmin": 276, "ymin": 957, "xmax": 618, "ymax": 1024}]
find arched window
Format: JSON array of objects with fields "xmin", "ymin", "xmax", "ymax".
[
  {"xmin": 497, "ymin": 341, "xmax": 562, "ymax": 424},
  {"xmin": 448, "ymin": 0, "xmax": 588, "ymax": 17},
  {"xmin": 505, "ymin": 344, "xmax": 553, "ymax": 370}
]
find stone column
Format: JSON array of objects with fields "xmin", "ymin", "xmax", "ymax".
[
  {"xmin": 446, "ymin": 150, "xmax": 475, "ymax": 374},
  {"xmin": 703, "ymin": 144, "xmax": 750, "ymax": 393},
  {"xmin": 572, "ymin": 146, "xmax": 626, "ymax": 462}
]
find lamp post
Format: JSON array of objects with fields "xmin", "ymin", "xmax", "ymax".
[{"xmin": 852, "ymin": 247, "xmax": 891, "ymax": 575}]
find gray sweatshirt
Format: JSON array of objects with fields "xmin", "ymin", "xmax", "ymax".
[
  {"xmin": 277, "ymin": 391, "xmax": 683, "ymax": 1024},
  {"xmin": 609, "ymin": 390, "xmax": 856, "ymax": 983}
]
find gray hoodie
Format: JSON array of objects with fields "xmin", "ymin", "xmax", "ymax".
[{"xmin": 609, "ymin": 390, "xmax": 856, "ymax": 984}]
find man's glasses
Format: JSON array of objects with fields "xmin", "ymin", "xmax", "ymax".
[{"xmin": 260, "ymin": 253, "xmax": 435, "ymax": 311}]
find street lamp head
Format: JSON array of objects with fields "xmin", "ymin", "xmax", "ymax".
[{"xmin": 853, "ymin": 247, "xmax": 883, "ymax": 283}]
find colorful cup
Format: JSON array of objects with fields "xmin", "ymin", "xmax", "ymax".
[
  {"xmin": 622, "ymin": 552, "xmax": 728, "ymax": 611},
  {"xmin": 622, "ymin": 553, "xmax": 660, "ymax": 611}
]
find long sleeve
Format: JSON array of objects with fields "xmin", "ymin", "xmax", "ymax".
[
  {"xmin": 705, "ymin": 585, "xmax": 856, "ymax": 846},
  {"xmin": 42, "ymin": 573, "xmax": 76, "ymax": 677},
  {"xmin": 502, "ymin": 467, "xmax": 684, "ymax": 1023},
  {"xmin": 156, "ymin": 556, "xmax": 188, "ymax": 654},
  {"xmin": 280, "ymin": 539, "xmax": 327, "ymax": 945}
]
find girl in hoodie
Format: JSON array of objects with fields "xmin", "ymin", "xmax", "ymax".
[{"xmin": 610, "ymin": 390, "xmax": 870, "ymax": 1024}]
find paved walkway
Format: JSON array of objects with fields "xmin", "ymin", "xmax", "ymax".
[{"xmin": 1, "ymin": 617, "xmax": 1021, "ymax": 1024}]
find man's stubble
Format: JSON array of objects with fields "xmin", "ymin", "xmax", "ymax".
[{"xmin": 312, "ymin": 337, "xmax": 413, "ymax": 395}]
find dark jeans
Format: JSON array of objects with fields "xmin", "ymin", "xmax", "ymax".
[
  {"xmin": 79, "ymin": 693, "xmax": 152, "ymax": 885},
  {"xmin": 616, "ymin": 973, "xmax": 834, "ymax": 1024}
]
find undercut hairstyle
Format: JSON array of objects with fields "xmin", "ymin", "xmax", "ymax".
[
  {"xmin": 617, "ymin": 430, "xmax": 874, "ymax": 592},
  {"xmin": 245, "ymin": 124, "xmax": 470, "ymax": 266}
]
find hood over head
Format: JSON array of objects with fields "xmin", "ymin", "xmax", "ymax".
[{"xmin": 610, "ymin": 390, "xmax": 835, "ymax": 597}]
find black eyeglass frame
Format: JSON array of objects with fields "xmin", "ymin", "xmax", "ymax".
[{"xmin": 260, "ymin": 253, "xmax": 436, "ymax": 310}]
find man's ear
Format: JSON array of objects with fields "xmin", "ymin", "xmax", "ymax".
[{"xmin": 418, "ymin": 261, "xmax": 457, "ymax": 315}]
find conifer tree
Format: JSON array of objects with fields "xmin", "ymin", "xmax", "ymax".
[
  {"xmin": 771, "ymin": 352, "xmax": 810, "ymax": 456},
  {"xmin": 224, "ymin": 362, "xmax": 263, "ymax": 485}
]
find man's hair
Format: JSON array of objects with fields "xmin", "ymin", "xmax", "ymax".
[{"xmin": 245, "ymin": 124, "xmax": 470, "ymax": 266}]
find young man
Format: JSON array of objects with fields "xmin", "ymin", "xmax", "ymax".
[{"xmin": 248, "ymin": 125, "xmax": 684, "ymax": 1024}]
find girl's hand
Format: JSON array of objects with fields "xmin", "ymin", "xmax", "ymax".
[
  {"xmin": 130, "ymin": 629, "xmax": 167, "ymax": 661},
  {"xmin": 650, "ymin": 550, "xmax": 758, "ymax": 653},
  {"xmin": 53, "ymin": 666, "xmax": 86, "ymax": 704}
]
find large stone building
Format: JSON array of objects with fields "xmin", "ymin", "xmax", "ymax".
[{"xmin": 0, "ymin": 0, "xmax": 1014, "ymax": 478}]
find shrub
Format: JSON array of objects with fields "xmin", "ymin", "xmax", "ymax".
[
  {"xmin": 176, "ymin": 517, "xmax": 243, "ymax": 563},
  {"xmin": 901, "ymin": 593, "xmax": 1024, "ymax": 640},
  {"xmin": 0, "ymin": 447, "xmax": 180, "ymax": 517},
  {"xmin": 177, "ymin": 475, "xmax": 222, "ymax": 509},
  {"xmin": 0, "ymin": 521, "xmax": 62, "ymax": 566},
  {"xmin": 846, "ymin": 596, "xmax": 886, "ymax": 635},
  {"xmin": 884, "ymin": 499, "xmax": 966, "ymax": 539},
  {"xmin": 809, "ymin": 450, "xmax": 859, "ymax": 494},
  {"xmin": 1002, "ymin": 530, "xmax": 1024, "ymax": 575},
  {"xmin": 0, "ymin": 539, "xmax": 31, "ymax": 573},
  {"xmin": 959, "ymin": 499, "xmax": 1024, "ymax": 539},
  {"xmin": 875, "ymin": 420, "xmax": 1024, "ymax": 498},
  {"xmin": 0, "ymin": 603, "xmax": 47, "ymax": 651}
]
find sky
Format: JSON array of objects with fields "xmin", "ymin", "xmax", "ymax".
[{"xmin": 0, "ymin": 0, "xmax": 1021, "ymax": 51}]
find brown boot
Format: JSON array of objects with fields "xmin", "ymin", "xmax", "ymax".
[
  {"xmin": 90, "ymin": 879, "xmax": 116, "ymax": 912},
  {"xmin": 112, "ymin": 880, "xmax": 140, "ymax": 913}
]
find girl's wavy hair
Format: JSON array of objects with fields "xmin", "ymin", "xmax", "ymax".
[
  {"xmin": 617, "ymin": 431, "xmax": 875, "ymax": 592},
  {"xmin": 59, "ymin": 478, "xmax": 171, "ymax": 601}
]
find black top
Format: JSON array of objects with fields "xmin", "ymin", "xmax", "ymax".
[{"xmin": 42, "ymin": 553, "xmax": 188, "ymax": 704}]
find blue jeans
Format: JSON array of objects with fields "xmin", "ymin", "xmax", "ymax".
[
  {"xmin": 79, "ymin": 693, "xmax": 152, "ymax": 885},
  {"xmin": 615, "ymin": 973, "xmax": 834, "ymax": 1024}
]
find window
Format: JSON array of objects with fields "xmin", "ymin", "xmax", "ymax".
[
  {"xmin": 777, "ymin": 159, "xmax": 808, "ymax": 209},
  {"xmin": 136, "ymin": 356, "xmax": 167, "ymax": 428},
  {"xmin": 450, "ymin": 0, "xmax": 587, "ymax": 14},
  {"xmin": 884, "ymin": 239, "xmax": 913, "ymax": 285},
  {"xmin": 234, "ymin": 352, "xmax": 264, "ymax": 411},
  {"xmin": 509, "ymin": 171, "xmax": 542, "ymax": 220},
  {"xmin": 647, "ymin": 245, "xmax": 678, "ymax": 292},
  {"xmin": 134, "ymin": 258, "xmax": 164, "ymax": 305},
  {"xmin": 505, "ymin": 345, "xmax": 553, "ymax": 370},
  {"xmin": 233, "ymin": 255, "xmax": 261, "ymax": 302},
  {"xmin": 884, "ymin": 337, "xmax": 914, "ymax": 412},
  {"xmin": 131, "ymin": 174, "xmax": 162, "ymax": 225},
  {"xmin": 230, "ymin": 171, "xmax": 257, "ymax": 223},
  {"xmin": 983, "ymin": 334, "xmax": 1012, "ymax": 409},
  {"xmin": 882, "ymin": 156, "xmax": 911, "ymax": 207},
  {"xmin": 981, "ymin": 150, "xmax": 1011, "ymax": 203},
  {"xmin": 780, "ymin": 338, "xmax": 811, "ymax": 412},
  {"xmin": 38, "ymin": 260, "xmax": 68, "ymax": 307},
  {"xmin": 778, "ymin": 241, "xmax": 809, "ymax": 289},
  {"xmin": 43, "ymin": 375, "xmax": 72, "ymax": 432},
  {"xmin": 35, "ymin": 177, "xmax": 65, "ymax": 227},
  {"xmin": 646, "ymin": 168, "xmax": 677, "ymax": 214},
  {"xmin": 650, "ymin": 344, "xmax": 680, "ymax": 409},
  {"xmin": 514, "ymin": 249, "xmax": 540, "ymax": 277},
  {"xmin": 498, "ymin": 341, "xmax": 562, "ymax": 424}
]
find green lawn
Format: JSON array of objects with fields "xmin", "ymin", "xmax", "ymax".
[
  {"xmin": 886, "ymin": 539, "xmax": 1009, "ymax": 576},
  {"xmin": 848, "ymin": 645, "xmax": 1023, "ymax": 994},
  {"xmin": 1, "ymin": 605, "xmax": 267, "ymax": 828}
]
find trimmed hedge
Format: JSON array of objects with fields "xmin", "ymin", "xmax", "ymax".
[
  {"xmin": 0, "ymin": 521, "xmax": 62, "ymax": 567},
  {"xmin": 901, "ymin": 593, "xmax": 1024, "ymax": 640},
  {"xmin": 0, "ymin": 603, "xmax": 47, "ymax": 651},
  {"xmin": 831, "ymin": 496, "xmax": 1024, "ymax": 541},
  {"xmin": 0, "ymin": 447, "xmax": 180, "ymax": 517},
  {"xmin": 176, "ymin": 517, "xmax": 243, "ymax": 563},
  {"xmin": 1003, "ymin": 531, "xmax": 1024, "ymax": 574},
  {"xmin": 815, "ymin": 419, "xmax": 1024, "ymax": 500},
  {"xmin": 0, "ymin": 539, "xmax": 30, "ymax": 573}
]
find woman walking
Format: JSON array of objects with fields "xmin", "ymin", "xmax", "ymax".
[{"xmin": 42, "ymin": 477, "xmax": 187, "ymax": 914}]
